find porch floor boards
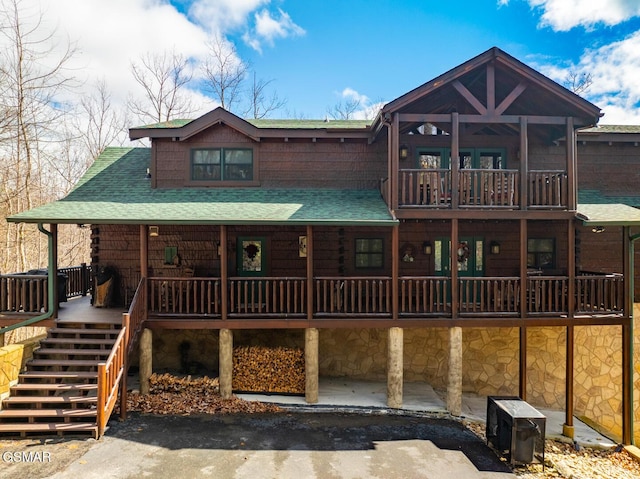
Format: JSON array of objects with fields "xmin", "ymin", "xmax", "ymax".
[{"xmin": 56, "ymin": 296, "xmax": 123, "ymax": 326}]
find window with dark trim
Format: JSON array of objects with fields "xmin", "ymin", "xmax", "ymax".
[
  {"xmin": 355, "ymin": 238, "xmax": 384, "ymax": 269},
  {"xmin": 191, "ymin": 148, "xmax": 253, "ymax": 181},
  {"xmin": 527, "ymin": 238, "xmax": 555, "ymax": 269}
]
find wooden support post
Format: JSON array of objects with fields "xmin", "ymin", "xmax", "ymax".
[
  {"xmin": 520, "ymin": 116, "xmax": 528, "ymax": 209},
  {"xmin": 387, "ymin": 327, "xmax": 403, "ymax": 408},
  {"xmin": 563, "ymin": 324, "xmax": 575, "ymax": 439},
  {"xmin": 305, "ymin": 328, "xmax": 319, "ymax": 404},
  {"xmin": 447, "ymin": 326, "xmax": 463, "ymax": 416},
  {"xmin": 519, "ymin": 328, "xmax": 527, "ymax": 400},
  {"xmin": 51, "ymin": 224, "xmax": 59, "ymax": 319},
  {"xmin": 566, "ymin": 117, "xmax": 576, "ymax": 210},
  {"xmin": 392, "ymin": 225, "xmax": 399, "ymax": 321},
  {"xmin": 140, "ymin": 225, "xmax": 148, "ymax": 278},
  {"xmin": 451, "ymin": 112, "xmax": 460, "ymax": 209},
  {"xmin": 219, "ymin": 328, "xmax": 233, "ymax": 399},
  {"xmin": 306, "ymin": 225, "xmax": 314, "ymax": 321},
  {"xmin": 139, "ymin": 328, "xmax": 152, "ymax": 395},
  {"xmin": 451, "ymin": 219, "xmax": 459, "ymax": 320},
  {"xmin": 220, "ymin": 225, "xmax": 228, "ymax": 321},
  {"xmin": 519, "ymin": 218, "xmax": 528, "ymax": 399}
]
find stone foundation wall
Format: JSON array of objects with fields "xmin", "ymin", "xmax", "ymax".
[
  {"xmin": 0, "ymin": 334, "xmax": 45, "ymax": 401},
  {"xmin": 147, "ymin": 315, "xmax": 640, "ymax": 443}
]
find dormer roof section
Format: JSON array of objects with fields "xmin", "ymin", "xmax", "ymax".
[
  {"xmin": 129, "ymin": 107, "xmax": 372, "ymax": 142},
  {"xmin": 372, "ymin": 47, "xmax": 602, "ymax": 139}
]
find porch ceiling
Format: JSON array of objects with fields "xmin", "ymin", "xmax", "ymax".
[
  {"xmin": 7, "ymin": 147, "xmax": 397, "ymax": 227},
  {"xmin": 576, "ymin": 203, "xmax": 640, "ymax": 226}
]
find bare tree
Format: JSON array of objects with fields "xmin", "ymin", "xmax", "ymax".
[
  {"xmin": 327, "ymin": 97, "xmax": 362, "ymax": 120},
  {"xmin": 129, "ymin": 49, "xmax": 196, "ymax": 124},
  {"xmin": 245, "ymin": 72, "xmax": 287, "ymax": 119},
  {"xmin": 76, "ymin": 79, "xmax": 128, "ymax": 159},
  {"xmin": 201, "ymin": 35, "xmax": 247, "ymax": 113},
  {"xmin": 0, "ymin": 0, "xmax": 77, "ymax": 271},
  {"xmin": 565, "ymin": 70, "xmax": 593, "ymax": 95}
]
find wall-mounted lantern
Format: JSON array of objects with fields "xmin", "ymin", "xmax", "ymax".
[
  {"xmin": 422, "ymin": 241, "xmax": 432, "ymax": 255},
  {"xmin": 399, "ymin": 144, "xmax": 409, "ymax": 160},
  {"xmin": 149, "ymin": 225, "xmax": 159, "ymax": 237},
  {"xmin": 490, "ymin": 241, "xmax": 500, "ymax": 255}
]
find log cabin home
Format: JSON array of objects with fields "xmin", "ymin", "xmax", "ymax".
[{"xmin": 3, "ymin": 47, "xmax": 640, "ymax": 443}]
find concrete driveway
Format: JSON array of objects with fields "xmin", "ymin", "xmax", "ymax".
[{"xmin": 1, "ymin": 411, "xmax": 516, "ymax": 479}]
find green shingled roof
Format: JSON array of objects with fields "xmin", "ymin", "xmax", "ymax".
[
  {"xmin": 8, "ymin": 147, "xmax": 396, "ymax": 226},
  {"xmin": 134, "ymin": 118, "xmax": 371, "ymax": 131}
]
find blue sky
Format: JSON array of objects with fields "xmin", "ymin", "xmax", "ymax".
[{"xmin": 14, "ymin": 0, "xmax": 640, "ymax": 124}]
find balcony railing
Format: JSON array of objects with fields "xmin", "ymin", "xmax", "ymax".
[
  {"xmin": 143, "ymin": 274, "xmax": 624, "ymax": 320},
  {"xmin": 0, "ymin": 264, "xmax": 91, "ymax": 313},
  {"xmin": 398, "ymin": 169, "xmax": 568, "ymax": 209}
]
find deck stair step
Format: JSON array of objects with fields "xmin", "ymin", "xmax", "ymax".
[
  {"xmin": 0, "ymin": 423, "xmax": 98, "ymax": 436},
  {"xmin": 19, "ymin": 371, "xmax": 98, "ymax": 381},
  {"xmin": 35, "ymin": 348, "xmax": 111, "ymax": 357},
  {"xmin": 11, "ymin": 383, "xmax": 98, "ymax": 393},
  {"xmin": 41, "ymin": 337, "xmax": 116, "ymax": 346},
  {"xmin": 0, "ymin": 409, "xmax": 96, "ymax": 419},
  {"xmin": 27, "ymin": 359, "xmax": 102, "ymax": 367},
  {"xmin": 0, "ymin": 323, "xmax": 120, "ymax": 438}
]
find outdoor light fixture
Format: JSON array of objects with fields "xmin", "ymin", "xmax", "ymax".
[
  {"xmin": 144, "ymin": 168, "xmax": 152, "ymax": 180},
  {"xmin": 592, "ymin": 226, "xmax": 605, "ymax": 233},
  {"xmin": 422, "ymin": 241, "xmax": 432, "ymax": 255},
  {"xmin": 399, "ymin": 144, "xmax": 409, "ymax": 160},
  {"xmin": 149, "ymin": 226, "xmax": 159, "ymax": 237},
  {"xmin": 490, "ymin": 241, "xmax": 501, "ymax": 255}
]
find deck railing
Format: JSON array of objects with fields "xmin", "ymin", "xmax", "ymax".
[
  {"xmin": 315, "ymin": 277, "xmax": 391, "ymax": 316},
  {"xmin": 528, "ymin": 170, "xmax": 568, "ymax": 208},
  {"xmin": 397, "ymin": 169, "xmax": 568, "ymax": 209},
  {"xmin": 141, "ymin": 274, "xmax": 625, "ymax": 320},
  {"xmin": 399, "ymin": 277, "xmax": 450, "ymax": 314},
  {"xmin": 459, "ymin": 277, "xmax": 520, "ymax": 315},
  {"xmin": 60, "ymin": 264, "xmax": 92, "ymax": 298},
  {"xmin": 149, "ymin": 277, "xmax": 221, "ymax": 315},
  {"xmin": 0, "ymin": 273, "xmax": 48, "ymax": 312},
  {"xmin": 576, "ymin": 273, "xmax": 624, "ymax": 314},
  {"xmin": 96, "ymin": 324, "xmax": 127, "ymax": 438},
  {"xmin": 229, "ymin": 277, "xmax": 306, "ymax": 317}
]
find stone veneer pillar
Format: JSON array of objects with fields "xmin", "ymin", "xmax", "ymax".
[
  {"xmin": 139, "ymin": 328, "xmax": 153, "ymax": 395},
  {"xmin": 447, "ymin": 327, "xmax": 463, "ymax": 416},
  {"xmin": 305, "ymin": 328, "xmax": 319, "ymax": 404},
  {"xmin": 219, "ymin": 328, "xmax": 233, "ymax": 399},
  {"xmin": 387, "ymin": 327, "xmax": 403, "ymax": 408}
]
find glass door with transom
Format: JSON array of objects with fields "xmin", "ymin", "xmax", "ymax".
[
  {"xmin": 236, "ymin": 237, "xmax": 267, "ymax": 309},
  {"xmin": 434, "ymin": 237, "xmax": 484, "ymax": 303}
]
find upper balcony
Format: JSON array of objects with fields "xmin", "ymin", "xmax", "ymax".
[{"xmin": 394, "ymin": 168, "xmax": 568, "ymax": 209}]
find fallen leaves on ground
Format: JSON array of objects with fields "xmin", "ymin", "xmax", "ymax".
[
  {"xmin": 466, "ymin": 420, "xmax": 640, "ymax": 479},
  {"xmin": 125, "ymin": 373, "xmax": 282, "ymax": 416}
]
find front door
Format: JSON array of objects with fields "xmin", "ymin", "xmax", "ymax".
[
  {"xmin": 435, "ymin": 237, "xmax": 484, "ymax": 302},
  {"xmin": 435, "ymin": 237, "xmax": 484, "ymax": 277},
  {"xmin": 236, "ymin": 237, "xmax": 267, "ymax": 308},
  {"xmin": 237, "ymin": 237, "xmax": 266, "ymax": 277}
]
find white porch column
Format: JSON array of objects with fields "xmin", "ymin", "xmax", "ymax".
[
  {"xmin": 305, "ymin": 328, "xmax": 319, "ymax": 404},
  {"xmin": 447, "ymin": 326, "xmax": 463, "ymax": 416},
  {"xmin": 139, "ymin": 328, "xmax": 153, "ymax": 395},
  {"xmin": 387, "ymin": 326, "xmax": 403, "ymax": 408},
  {"xmin": 219, "ymin": 328, "xmax": 233, "ymax": 399}
]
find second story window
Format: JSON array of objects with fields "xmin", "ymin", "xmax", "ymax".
[{"xmin": 191, "ymin": 148, "xmax": 253, "ymax": 182}]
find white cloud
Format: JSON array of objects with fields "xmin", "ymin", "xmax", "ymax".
[
  {"xmin": 243, "ymin": 8, "xmax": 305, "ymax": 53},
  {"xmin": 525, "ymin": 0, "xmax": 640, "ymax": 31},
  {"xmin": 537, "ymin": 31, "xmax": 640, "ymax": 124},
  {"xmin": 188, "ymin": 0, "xmax": 269, "ymax": 34}
]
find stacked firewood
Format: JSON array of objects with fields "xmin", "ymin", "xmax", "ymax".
[{"xmin": 232, "ymin": 346, "xmax": 305, "ymax": 394}]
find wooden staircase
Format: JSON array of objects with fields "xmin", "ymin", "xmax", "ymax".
[{"xmin": 0, "ymin": 323, "xmax": 121, "ymax": 438}]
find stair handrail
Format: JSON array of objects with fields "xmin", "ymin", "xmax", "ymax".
[
  {"xmin": 117, "ymin": 277, "xmax": 147, "ymax": 425},
  {"xmin": 96, "ymin": 325, "xmax": 127, "ymax": 438}
]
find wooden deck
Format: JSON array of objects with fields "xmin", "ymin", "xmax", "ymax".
[{"xmin": 57, "ymin": 296, "xmax": 123, "ymax": 326}]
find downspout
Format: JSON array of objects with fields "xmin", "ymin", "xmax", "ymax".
[
  {"xmin": 628, "ymin": 231, "xmax": 640, "ymax": 445},
  {"xmin": 0, "ymin": 224, "xmax": 56, "ymax": 335}
]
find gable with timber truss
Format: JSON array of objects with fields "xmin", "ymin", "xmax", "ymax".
[{"xmin": 372, "ymin": 47, "xmax": 602, "ymax": 142}]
